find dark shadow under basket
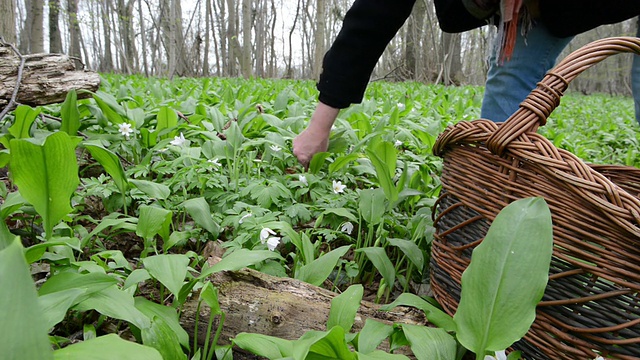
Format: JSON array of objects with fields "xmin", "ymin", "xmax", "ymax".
[{"xmin": 430, "ymin": 37, "xmax": 640, "ymax": 360}]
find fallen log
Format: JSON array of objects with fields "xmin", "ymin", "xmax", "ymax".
[
  {"xmin": 180, "ymin": 255, "xmax": 430, "ymax": 357},
  {"xmin": 0, "ymin": 43, "xmax": 100, "ymax": 108}
]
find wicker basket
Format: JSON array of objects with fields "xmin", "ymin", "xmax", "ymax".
[{"xmin": 430, "ymin": 37, "xmax": 640, "ymax": 360}]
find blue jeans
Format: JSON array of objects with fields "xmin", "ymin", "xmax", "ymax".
[{"xmin": 482, "ymin": 20, "xmax": 640, "ymax": 125}]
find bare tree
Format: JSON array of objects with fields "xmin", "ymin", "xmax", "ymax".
[
  {"xmin": 138, "ymin": 0, "xmax": 149, "ymax": 76},
  {"xmin": 241, "ymin": 0, "xmax": 252, "ymax": 78},
  {"xmin": 48, "ymin": 0, "xmax": 62, "ymax": 53},
  {"xmin": 67, "ymin": 0, "xmax": 82, "ymax": 68},
  {"xmin": 0, "ymin": 0, "xmax": 17, "ymax": 44},
  {"xmin": 100, "ymin": 0, "xmax": 114, "ymax": 72},
  {"xmin": 116, "ymin": 0, "xmax": 138, "ymax": 74},
  {"xmin": 285, "ymin": 0, "xmax": 301, "ymax": 78},
  {"xmin": 20, "ymin": 0, "xmax": 45, "ymax": 53},
  {"xmin": 312, "ymin": 0, "xmax": 326, "ymax": 80}
]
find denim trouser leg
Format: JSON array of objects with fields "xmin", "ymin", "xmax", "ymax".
[
  {"xmin": 632, "ymin": 17, "xmax": 640, "ymax": 125},
  {"xmin": 481, "ymin": 23, "xmax": 574, "ymax": 123}
]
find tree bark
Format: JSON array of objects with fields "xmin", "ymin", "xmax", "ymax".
[
  {"xmin": 0, "ymin": 44, "xmax": 100, "ymax": 107},
  {"xmin": 67, "ymin": 0, "xmax": 83, "ymax": 69},
  {"xmin": 241, "ymin": 0, "xmax": 253, "ymax": 78},
  {"xmin": 180, "ymin": 257, "xmax": 428, "ymax": 355},
  {"xmin": 48, "ymin": 0, "xmax": 62, "ymax": 53},
  {"xmin": 20, "ymin": 0, "xmax": 45, "ymax": 54},
  {"xmin": 313, "ymin": 0, "xmax": 326, "ymax": 81},
  {"xmin": 0, "ymin": 0, "xmax": 16, "ymax": 45}
]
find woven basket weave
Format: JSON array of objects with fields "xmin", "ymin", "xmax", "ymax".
[{"xmin": 430, "ymin": 37, "xmax": 640, "ymax": 360}]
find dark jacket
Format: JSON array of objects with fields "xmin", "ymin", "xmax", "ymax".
[{"xmin": 317, "ymin": 0, "xmax": 640, "ymax": 109}]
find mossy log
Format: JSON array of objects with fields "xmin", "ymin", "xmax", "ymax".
[
  {"xmin": 180, "ymin": 256, "xmax": 430, "ymax": 356},
  {"xmin": 0, "ymin": 44, "xmax": 100, "ymax": 107}
]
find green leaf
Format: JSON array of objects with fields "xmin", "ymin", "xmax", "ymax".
[
  {"xmin": 358, "ymin": 188, "xmax": 386, "ymax": 225},
  {"xmin": 124, "ymin": 269, "xmax": 151, "ymax": 290},
  {"xmin": 199, "ymin": 249, "xmax": 283, "ymax": 279},
  {"xmin": 233, "ymin": 333, "xmax": 294, "ymax": 359},
  {"xmin": 365, "ymin": 149, "xmax": 398, "ymax": 203},
  {"xmin": 156, "ymin": 106, "xmax": 178, "ymax": 139},
  {"xmin": 141, "ymin": 316, "xmax": 187, "ymax": 360},
  {"xmin": 370, "ymin": 141, "xmax": 397, "ymax": 178},
  {"xmin": 136, "ymin": 205, "xmax": 172, "ymax": 241},
  {"xmin": 327, "ymin": 284, "xmax": 363, "ymax": 332},
  {"xmin": 199, "ymin": 281, "xmax": 222, "ymax": 315},
  {"xmin": 454, "ymin": 197, "xmax": 553, "ymax": 354},
  {"xmin": 0, "ymin": 236, "xmax": 54, "ymax": 360},
  {"xmin": 355, "ymin": 319, "xmax": 394, "ymax": 354},
  {"xmin": 319, "ymin": 208, "xmax": 358, "ymax": 223},
  {"xmin": 308, "ymin": 152, "xmax": 331, "ymax": 174},
  {"xmin": 387, "ymin": 238, "xmax": 424, "ymax": 270},
  {"xmin": 355, "ymin": 350, "xmax": 409, "ymax": 360},
  {"xmin": 297, "ymin": 245, "xmax": 351, "ymax": 286},
  {"xmin": 10, "ymin": 132, "xmax": 80, "ymax": 239},
  {"xmin": 9, "ymin": 105, "xmax": 40, "ymax": 139},
  {"xmin": 74, "ymin": 285, "xmax": 151, "ymax": 329},
  {"xmin": 380, "ymin": 293, "xmax": 455, "ymax": 332},
  {"xmin": 182, "ymin": 197, "xmax": 219, "ymax": 236},
  {"xmin": 93, "ymin": 92, "xmax": 125, "ymax": 124},
  {"xmin": 304, "ymin": 326, "xmax": 355, "ymax": 360},
  {"xmin": 38, "ymin": 288, "xmax": 86, "ymax": 330},
  {"xmin": 329, "ymin": 153, "xmax": 360, "ymax": 174},
  {"xmin": 53, "ymin": 334, "xmax": 162, "ymax": 360},
  {"xmin": 0, "ymin": 191, "xmax": 27, "ymax": 220},
  {"xmin": 84, "ymin": 142, "xmax": 128, "ymax": 195},
  {"xmin": 142, "ymin": 254, "xmax": 189, "ymax": 298},
  {"xmin": 400, "ymin": 324, "xmax": 457, "ymax": 360},
  {"xmin": 39, "ymin": 272, "xmax": 118, "ymax": 297},
  {"xmin": 129, "ymin": 179, "xmax": 171, "ymax": 200},
  {"xmin": 60, "ymin": 90, "xmax": 81, "ymax": 136},
  {"xmin": 355, "ymin": 247, "xmax": 395, "ymax": 289}
]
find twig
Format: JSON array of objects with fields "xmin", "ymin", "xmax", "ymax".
[{"xmin": 0, "ymin": 37, "xmax": 27, "ymax": 121}]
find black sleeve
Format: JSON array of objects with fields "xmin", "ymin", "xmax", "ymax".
[
  {"xmin": 317, "ymin": 0, "xmax": 416, "ymax": 109},
  {"xmin": 434, "ymin": 0, "xmax": 489, "ymax": 33},
  {"xmin": 539, "ymin": 0, "xmax": 640, "ymax": 38}
]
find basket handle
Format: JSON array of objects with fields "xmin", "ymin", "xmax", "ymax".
[{"xmin": 487, "ymin": 37, "xmax": 640, "ymax": 156}]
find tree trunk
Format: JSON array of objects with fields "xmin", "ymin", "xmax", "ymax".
[
  {"xmin": 48, "ymin": 0, "xmax": 62, "ymax": 53},
  {"xmin": 116, "ymin": 0, "xmax": 138, "ymax": 74},
  {"xmin": 180, "ymin": 258, "xmax": 428, "ymax": 355},
  {"xmin": 226, "ymin": 0, "xmax": 239, "ymax": 76},
  {"xmin": 241, "ymin": 0, "xmax": 253, "ymax": 78},
  {"xmin": 138, "ymin": 0, "xmax": 149, "ymax": 76},
  {"xmin": 20, "ymin": 0, "xmax": 45, "ymax": 54},
  {"xmin": 313, "ymin": 0, "xmax": 326, "ymax": 80},
  {"xmin": 0, "ymin": 44, "xmax": 100, "ymax": 108},
  {"xmin": 0, "ymin": 0, "xmax": 16, "ymax": 45},
  {"xmin": 203, "ymin": 0, "xmax": 211, "ymax": 76},
  {"xmin": 285, "ymin": 0, "xmax": 301, "ymax": 78},
  {"xmin": 67, "ymin": 0, "xmax": 83, "ymax": 69}
]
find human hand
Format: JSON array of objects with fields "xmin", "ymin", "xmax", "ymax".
[
  {"xmin": 293, "ymin": 127, "xmax": 330, "ymax": 169},
  {"xmin": 292, "ymin": 102, "xmax": 339, "ymax": 169}
]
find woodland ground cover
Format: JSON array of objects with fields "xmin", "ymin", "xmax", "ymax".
[{"xmin": 1, "ymin": 75, "xmax": 638, "ymax": 359}]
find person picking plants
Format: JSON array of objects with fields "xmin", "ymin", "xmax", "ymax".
[{"xmin": 292, "ymin": 0, "xmax": 640, "ymax": 168}]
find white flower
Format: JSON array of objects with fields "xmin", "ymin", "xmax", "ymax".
[
  {"xmin": 118, "ymin": 123, "xmax": 134, "ymax": 139},
  {"xmin": 260, "ymin": 227, "xmax": 277, "ymax": 243},
  {"xmin": 397, "ymin": 102, "xmax": 405, "ymax": 110},
  {"xmin": 484, "ymin": 350, "xmax": 507, "ymax": 360},
  {"xmin": 238, "ymin": 213, "xmax": 252, "ymax": 224},
  {"xmin": 208, "ymin": 158, "xmax": 221, "ymax": 167},
  {"xmin": 340, "ymin": 222, "xmax": 354, "ymax": 234},
  {"xmin": 594, "ymin": 357, "xmax": 605, "ymax": 360},
  {"xmin": 170, "ymin": 132, "xmax": 186, "ymax": 146},
  {"xmin": 270, "ymin": 144, "xmax": 281, "ymax": 152},
  {"xmin": 394, "ymin": 140, "xmax": 403, "ymax": 147},
  {"xmin": 299, "ymin": 174, "xmax": 308, "ymax": 186},
  {"xmin": 266, "ymin": 237, "xmax": 280, "ymax": 251},
  {"xmin": 332, "ymin": 180, "xmax": 346, "ymax": 194}
]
